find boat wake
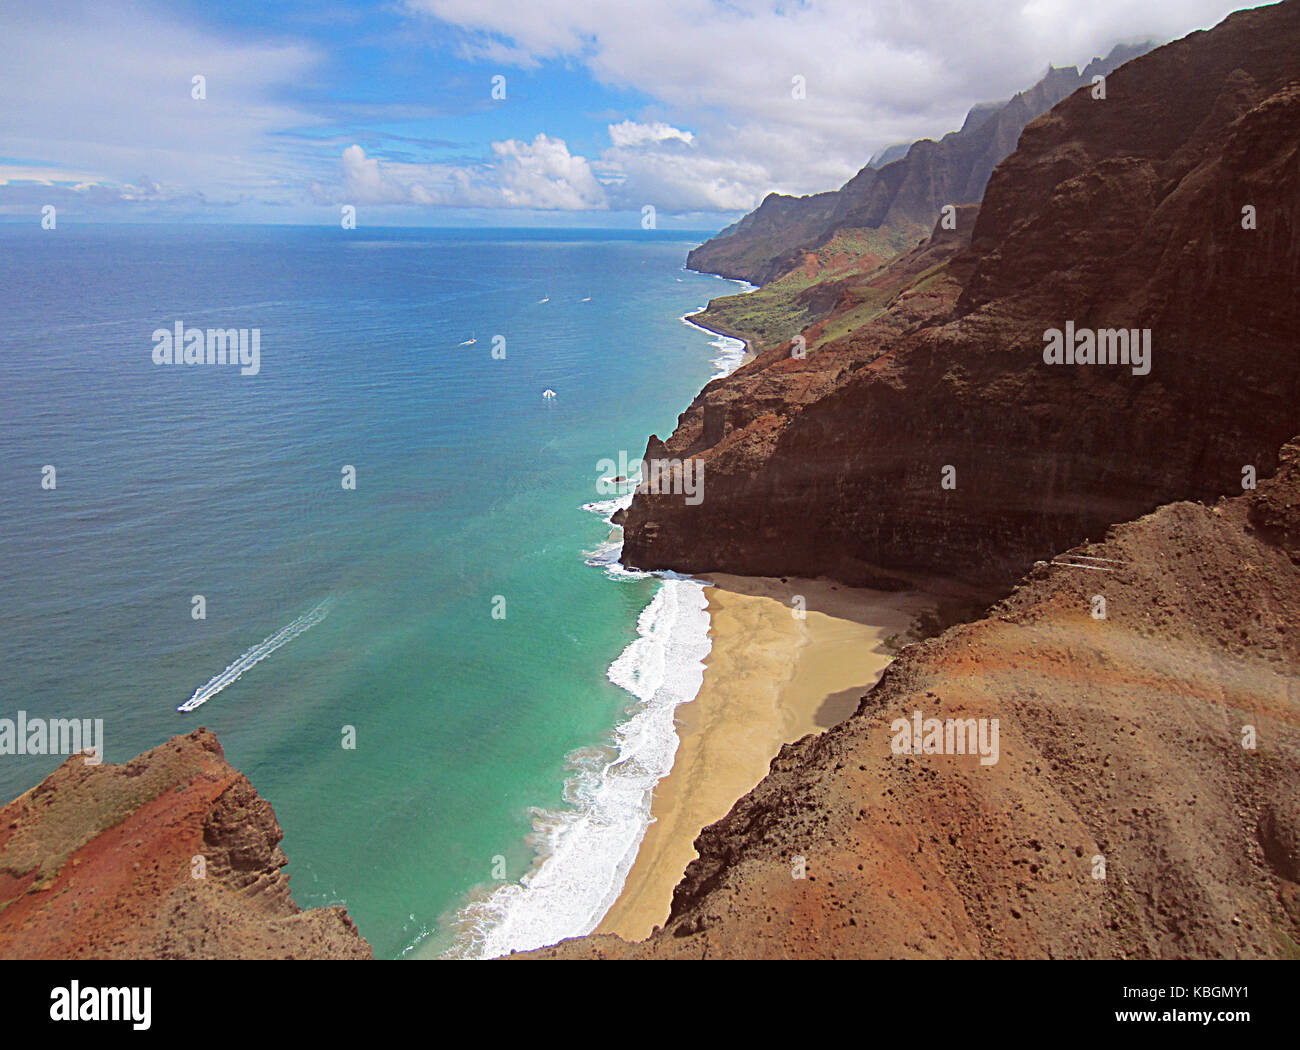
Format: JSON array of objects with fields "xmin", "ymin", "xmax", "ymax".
[{"xmin": 178, "ymin": 597, "xmax": 335, "ymax": 713}]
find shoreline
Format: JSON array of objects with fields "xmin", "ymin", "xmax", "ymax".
[
  {"xmin": 435, "ymin": 273, "xmax": 754, "ymax": 959},
  {"xmin": 681, "ymin": 275, "xmax": 758, "ymax": 369},
  {"xmin": 594, "ymin": 573, "xmax": 932, "ymax": 942},
  {"xmin": 432, "ymin": 576, "xmax": 711, "ymax": 960}
]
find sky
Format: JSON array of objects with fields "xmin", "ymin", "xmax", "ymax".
[{"xmin": 0, "ymin": 0, "xmax": 1254, "ymax": 227}]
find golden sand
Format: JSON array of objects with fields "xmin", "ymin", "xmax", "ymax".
[{"xmin": 595, "ymin": 574, "xmax": 931, "ymax": 941}]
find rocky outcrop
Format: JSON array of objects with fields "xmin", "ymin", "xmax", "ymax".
[
  {"xmin": 687, "ymin": 44, "xmax": 1150, "ymax": 286},
  {"xmin": 531, "ymin": 436, "xmax": 1300, "ymax": 959},
  {"xmin": 624, "ymin": 0, "xmax": 1300, "ymax": 604},
  {"xmin": 0, "ymin": 729, "xmax": 371, "ymax": 959}
]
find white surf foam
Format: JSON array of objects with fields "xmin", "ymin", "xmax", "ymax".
[
  {"xmin": 680, "ymin": 307, "xmax": 749, "ymax": 380},
  {"xmin": 444, "ymin": 283, "xmax": 742, "ymax": 958},
  {"xmin": 178, "ymin": 597, "xmax": 335, "ymax": 712},
  {"xmin": 448, "ymin": 577, "xmax": 711, "ymax": 958},
  {"xmin": 581, "ymin": 488, "xmax": 657, "ymax": 581},
  {"xmin": 444, "ymin": 472, "xmax": 711, "ymax": 956}
]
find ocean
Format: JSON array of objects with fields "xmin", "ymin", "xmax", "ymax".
[{"xmin": 0, "ymin": 223, "xmax": 748, "ymax": 958}]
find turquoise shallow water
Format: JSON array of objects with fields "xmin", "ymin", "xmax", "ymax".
[{"xmin": 0, "ymin": 224, "xmax": 738, "ymax": 957}]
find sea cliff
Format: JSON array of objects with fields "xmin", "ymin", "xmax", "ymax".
[
  {"xmin": 537, "ymin": 0, "xmax": 1300, "ymax": 959},
  {"xmin": 533, "ymin": 435, "xmax": 1300, "ymax": 958},
  {"xmin": 0, "ymin": 729, "xmax": 371, "ymax": 959},
  {"xmin": 622, "ymin": 0, "xmax": 1300, "ymax": 603}
]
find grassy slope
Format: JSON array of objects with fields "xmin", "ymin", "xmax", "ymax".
[{"xmin": 693, "ymin": 222, "xmax": 928, "ymax": 354}]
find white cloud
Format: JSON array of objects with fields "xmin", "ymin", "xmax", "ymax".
[
  {"xmin": 595, "ymin": 122, "xmax": 767, "ymax": 212},
  {"xmin": 335, "ymin": 137, "xmax": 608, "ymax": 211},
  {"xmin": 0, "ymin": 0, "xmax": 1255, "ymax": 218},
  {"xmin": 0, "ymin": 1, "xmax": 325, "ymax": 208},
  {"xmin": 0, "ymin": 166, "xmax": 106, "ymax": 186},
  {"xmin": 336, "ymin": 125, "xmax": 776, "ymax": 215},
  {"xmin": 407, "ymin": 0, "xmax": 1248, "ymax": 204},
  {"xmin": 340, "ymin": 144, "xmax": 437, "ymax": 205},
  {"xmin": 608, "ymin": 120, "xmax": 695, "ymax": 148},
  {"xmin": 490, "ymin": 134, "xmax": 607, "ymax": 209}
]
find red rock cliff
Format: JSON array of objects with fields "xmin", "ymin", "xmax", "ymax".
[
  {"xmin": 536, "ymin": 436, "xmax": 1300, "ymax": 959},
  {"xmin": 0, "ymin": 729, "xmax": 371, "ymax": 959}
]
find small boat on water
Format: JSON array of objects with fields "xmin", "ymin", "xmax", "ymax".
[{"xmin": 458, "ymin": 333, "xmax": 477, "ymax": 346}]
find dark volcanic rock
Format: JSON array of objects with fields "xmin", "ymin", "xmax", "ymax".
[
  {"xmin": 625, "ymin": 0, "xmax": 1300, "ymax": 604},
  {"xmin": 687, "ymin": 44, "xmax": 1150, "ymax": 286},
  {"xmin": 532, "ymin": 435, "xmax": 1300, "ymax": 959}
]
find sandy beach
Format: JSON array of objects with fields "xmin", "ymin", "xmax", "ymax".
[{"xmin": 595, "ymin": 574, "xmax": 932, "ymax": 942}]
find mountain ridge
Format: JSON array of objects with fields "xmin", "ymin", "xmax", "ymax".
[
  {"xmin": 541, "ymin": 0, "xmax": 1300, "ymax": 960},
  {"xmin": 622, "ymin": 0, "xmax": 1300, "ymax": 602},
  {"xmin": 686, "ymin": 42, "xmax": 1152, "ymax": 288}
]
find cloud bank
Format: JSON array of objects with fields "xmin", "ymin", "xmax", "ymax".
[{"xmin": 0, "ymin": 0, "xmax": 1253, "ymax": 219}]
